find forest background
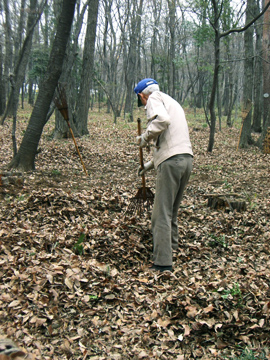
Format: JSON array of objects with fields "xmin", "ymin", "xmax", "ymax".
[
  {"xmin": 0, "ymin": 0, "xmax": 270, "ymax": 169},
  {"xmin": 0, "ymin": 0, "xmax": 270, "ymax": 359}
]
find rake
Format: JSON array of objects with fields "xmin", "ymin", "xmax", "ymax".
[
  {"xmin": 54, "ymin": 84, "xmax": 88, "ymax": 176},
  {"xmin": 129, "ymin": 118, "xmax": 154, "ymax": 214}
]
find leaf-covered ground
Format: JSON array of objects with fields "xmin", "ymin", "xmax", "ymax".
[{"xmin": 0, "ymin": 106, "xmax": 270, "ymax": 359}]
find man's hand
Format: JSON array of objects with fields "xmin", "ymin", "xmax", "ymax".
[
  {"xmin": 136, "ymin": 134, "xmax": 148, "ymax": 148},
  {"xmin": 138, "ymin": 160, "xmax": 154, "ymax": 176}
]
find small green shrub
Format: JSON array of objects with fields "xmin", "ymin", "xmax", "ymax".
[
  {"xmin": 221, "ymin": 282, "xmax": 243, "ymax": 307},
  {"xmin": 51, "ymin": 169, "xmax": 61, "ymax": 176},
  {"xmin": 73, "ymin": 233, "xmax": 85, "ymax": 255},
  {"xmin": 208, "ymin": 234, "xmax": 228, "ymax": 249},
  {"xmin": 230, "ymin": 347, "xmax": 267, "ymax": 360}
]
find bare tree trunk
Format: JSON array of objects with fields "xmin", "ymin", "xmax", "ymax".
[
  {"xmin": 8, "ymin": 0, "xmax": 77, "ymax": 172},
  {"xmin": 1, "ymin": 0, "xmax": 41, "ymax": 125},
  {"xmin": 14, "ymin": 0, "xmax": 27, "ymax": 65},
  {"xmin": 0, "ymin": 44, "xmax": 5, "ymax": 115},
  {"xmin": 262, "ymin": 0, "xmax": 270, "ymax": 129},
  {"xmin": 54, "ymin": 0, "xmax": 89, "ymax": 139},
  {"xmin": 75, "ymin": 0, "xmax": 99, "ymax": 135},
  {"xmin": 2, "ymin": 0, "xmax": 13, "ymax": 116},
  {"xmin": 150, "ymin": 0, "xmax": 161, "ymax": 80},
  {"xmin": 124, "ymin": 0, "xmax": 143, "ymax": 123},
  {"xmin": 258, "ymin": 0, "xmax": 270, "ymax": 148},
  {"xmin": 207, "ymin": 0, "xmax": 221, "ymax": 153},
  {"xmin": 252, "ymin": 0, "xmax": 263, "ymax": 133},
  {"xmin": 167, "ymin": 0, "xmax": 176, "ymax": 98},
  {"xmin": 239, "ymin": 0, "xmax": 257, "ymax": 148},
  {"xmin": 207, "ymin": 28, "xmax": 220, "ymax": 152}
]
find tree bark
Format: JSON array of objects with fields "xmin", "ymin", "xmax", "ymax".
[
  {"xmin": 124, "ymin": 0, "xmax": 143, "ymax": 123},
  {"xmin": 54, "ymin": 0, "xmax": 89, "ymax": 139},
  {"xmin": 8, "ymin": 0, "xmax": 77, "ymax": 172},
  {"xmin": 239, "ymin": 0, "xmax": 257, "ymax": 148},
  {"xmin": 0, "ymin": 44, "xmax": 5, "ymax": 116},
  {"xmin": 1, "ymin": 0, "xmax": 41, "ymax": 125},
  {"xmin": 258, "ymin": 0, "xmax": 270, "ymax": 148},
  {"xmin": 252, "ymin": 0, "xmax": 263, "ymax": 133},
  {"xmin": 207, "ymin": 28, "xmax": 220, "ymax": 152},
  {"xmin": 2, "ymin": 0, "xmax": 13, "ymax": 116},
  {"xmin": 207, "ymin": 0, "xmax": 220, "ymax": 153},
  {"xmin": 262, "ymin": 0, "xmax": 270, "ymax": 129},
  {"xmin": 75, "ymin": 0, "xmax": 99, "ymax": 135},
  {"xmin": 167, "ymin": 0, "xmax": 176, "ymax": 98}
]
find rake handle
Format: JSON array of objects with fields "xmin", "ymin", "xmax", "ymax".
[
  {"xmin": 137, "ymin": 118, "xmax": 147, "ymax": 197},
  {"xmin": 66, "ymin": 119, "xmax": 88, "ymax": 176}
]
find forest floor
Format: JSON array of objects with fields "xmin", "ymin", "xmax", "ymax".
[{"xmin": 0, "ymin": 105, "xmax": 270, "ymax": 360}]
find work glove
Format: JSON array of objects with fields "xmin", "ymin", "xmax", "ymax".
[
  {"xmin": 136, "ymin": 133, "xmax": 148, "ymax": 148},
  {"xmin": 138, "ymin": 160, "xmax": 154, "ymax": 176}
]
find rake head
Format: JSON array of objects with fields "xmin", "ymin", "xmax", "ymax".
[{"xmin": 128, "ymin": 186, "xmax": 154, "ymax": 215}]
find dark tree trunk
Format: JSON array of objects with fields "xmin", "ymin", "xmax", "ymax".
[
  {"xmin": 167, "ymin": 0, "xmax": 176, "ymax": 98},
  {"xmin": 124, "ymin": 0, "xmax": 143, "ymax": 123},
  {"xmin": 207, "ymin": 0, "xmax": 220, "ymax": 152},
  {"xmin": 239, "ymin": 0, "xmax": 256, "ymax": 148},
  {"xmin": 8, "ymin": 0, "xmax": 77, "ymax": 172},
  {"xmin": 1, "ymin": 0, "xmax": 40, "ymax": 125},
  {"xmin": 54, "ymin": 1, "xmax": 89, "ymax": 139},
  {"xmin": 3, "ymin": 0, "xmax": 13, "ymax": 116},
  {"xmin": 150, "ymin": 1, "xmax": 161, "ymax": 80},
  {"xmin": 75, "ymin": 0, "xmax": 99, "ymax": 135},
  {"xmin": 0, "ymin": 44, "xmax": 5, "ymax": 115},
  {"xmin": 252, "ymin": 0, "xmax": 263, "ymax": 133},
  {"xmin": 262, "ymin": 0, "xmax": 270, "ymax": 129},
  {"xmin": 14, "ymin": 0, "xmax": 27, "ymax": 65},
  {"xmin": 258, "ymin": 0, "xmax": 270, "ymax": 148}
]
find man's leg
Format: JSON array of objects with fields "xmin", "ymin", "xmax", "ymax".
[
  {"xmin": 152, "ymin": 155, "xmax": 192, "ymax": 266},
  {"xmin": 171, "ymin": 155, "xmax": 193, "ymax": 250}
]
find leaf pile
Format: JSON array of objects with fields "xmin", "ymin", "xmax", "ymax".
[{"xmin": 0, "ymin": 108, "xmax": 270, "ymax": 359}]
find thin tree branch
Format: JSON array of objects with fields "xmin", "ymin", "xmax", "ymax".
[{"xmin": 220, "ymin": 1, "xmax": 270, "ymax": 38}]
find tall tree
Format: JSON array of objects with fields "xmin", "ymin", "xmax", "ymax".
[
  {"xmin": 124, "ymin": 0, "xmax": 143, "ymax": 122},
  {"xmin": 1, "ymin": 0, "xmax": 44, "ymax": 125},
  {"xmin": 262, "ymin": 0, "xmax": 270, "ymax": 130},
  {"xmin": 74, "ymin": 0, "xmax": 99, "ymax": 135},
  {"xmin": 197, "ymin": 0, "xmax": 270, "ymax": 152},
  {"xmin": 150, "ymin": 0, "xmax": 162, "ymax": 81},
  {"xmin": 252, "ymin": 0, "xmax": 263, "ymax": 133},
  {"xmin": 54, "ymin": 0, "xmax": 89, "ymax": 139},
  {"xmin": 207, "ymin": 0, "xmax": 221, "ymax": 152},
  {"xmin": 0, "ymin": 43, "xmax": 5, "ymax": 115},
  {"xmin": 8, "ymin": 0, "xmax": 77, "ymax": 171},
  {"xmin": 167, "ymin": 0, "xmax": 176, "ymax": 98},
  {"xmin": 2, "ymin": 0, "xmax": 13, "ymax": 116},
  {"xmin": 238, "ymin": 0, "xmax": 257, "ymax": 148}
]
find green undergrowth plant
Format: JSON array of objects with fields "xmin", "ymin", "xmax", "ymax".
[
  {"xmin": 73, "ymin": 233, "xmax": 85, "ymax": 255},
  {"xmin": 229, "ymin": 347, "xmax": 267, "ymax": 359},
  {"xmin": 51, "ymin": 169, "xmax": 61, "ymax": 176},
  {"xmin": 221, "ymin": 282, "xmax": 243, "ymax": 307},
  {"xmin": 208, "ymin": 234, "xmax": 228, "ymax": 249}
]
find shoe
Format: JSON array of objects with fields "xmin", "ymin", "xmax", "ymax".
[{"xmin": 149, "ymin": 264, "xmax": 172, "ymax": 272}]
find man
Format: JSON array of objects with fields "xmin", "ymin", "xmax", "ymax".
[{"xmin": 134, "ymin": 78, "xmax": 193, "ymax": 272}]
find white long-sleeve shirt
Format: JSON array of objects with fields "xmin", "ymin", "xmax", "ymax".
[{"xmin": 143, "ymin": 91, "xmax": 193, "ymax": 168}]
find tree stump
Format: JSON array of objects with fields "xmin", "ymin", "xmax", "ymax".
[{"xmin": 204, "ymin": 194, "xmax": 247, "ymax": 212}]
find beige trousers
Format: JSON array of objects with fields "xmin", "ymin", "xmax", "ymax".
[{"xmin": 152, "ymin": 154, "xmax": 193, "ymax": 266}]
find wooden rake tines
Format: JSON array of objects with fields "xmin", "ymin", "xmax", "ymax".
[
  {"xmin": 54, "ymin": 84, "xmax": 88, "ymax": 176},
  {"xmin": 129, "ymin": 186, "xmax": 154, "ymax": 215},
  {"xmin": 129, "ymin": 118, "xmax": 154, "ymax": 215}
]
